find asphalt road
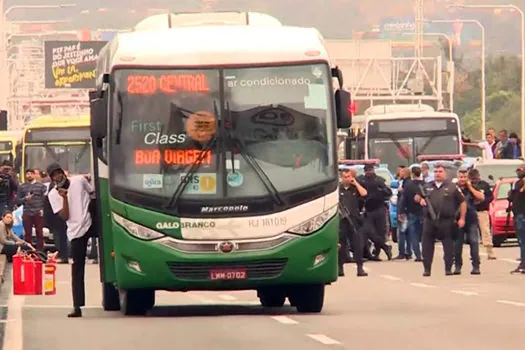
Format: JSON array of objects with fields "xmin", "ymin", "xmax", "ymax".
[{"xmin": 0, "ymin": 242, "xmax": 524, "ymax": 350}]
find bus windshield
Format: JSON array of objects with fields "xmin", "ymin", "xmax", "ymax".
[
  {"xmin": 24, "ymin": 143, "xmax": 91, "ymax": 175},
  {"xmin": 110, "ymin": 64, "xmax": 335, "ymax": 206},
  {"xmin": 367, "ymin": 117, "xmax": 460, "ymax": 172}
]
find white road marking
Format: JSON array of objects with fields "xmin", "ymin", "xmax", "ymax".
[
  {"xmin": 496, "ymin": 300, "xmax": 525, "ymax": 307},
  {"xmin": 306, "ymin": 334, "xmax": 341, "ymax": 345},
  {"xmin": 271, "ymin": 316, "xmax": 298, "ymax": 324},
  {"xmin": 3, "ymin": 295, "xmax": 25, "ymax": 350},
  {"xmin": 22, "ymin": 305, "xmax": 101, "ymax": 309},
  {"xmin": 380, "ymin": 275, "xmax": 403, "ymax": 281},
  {"xmin": 410, "ymin": 283, "xmax": 436, "ymax": 288},
  {"xmin": 499, "ymin": 258, "xmax": 519, "ymax": 264},
  {"xmin": 218, "ymin": 294, "xmax": 237, "ymax": 301},
  {"xmin": 451, "ymin": 290, "xmax": 479, "ymax": 296}
]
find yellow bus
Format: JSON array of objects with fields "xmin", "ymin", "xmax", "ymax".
[
  {"xmin": 0, "ymin": 130, "xmax": 23, "ymax": 172},
  {"xmin": 21, "ymin": 115, "xmax": 92, "ymax": 182}
]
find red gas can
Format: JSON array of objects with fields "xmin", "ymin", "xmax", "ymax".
[{"xmin": 12, "ymin": 253, "xmax": 43, "ymax": 295}]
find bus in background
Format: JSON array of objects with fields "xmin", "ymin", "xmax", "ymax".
[
  {"xmin": 21, "ymin": 115, "xmax": 92, "ymax": 182},
  {"xmin": 363, "ymin": 104, "xmax": 462, "ymax": 173},
  {"xmin": 90, "ymin": 13, "xmax": 352, "ymax": 316},
  {"xmin": 0, "ymin": 130, "xmax": 23, "ymax": 173}
]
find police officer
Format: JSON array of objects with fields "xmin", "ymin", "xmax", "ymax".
[
  {"xmin": 453, "ymin": 169, "xmax": 483, "ymax": 275},
  {"xmin": 339, "ymin": 168, "xmax": 368, "ymax": 277},
  {"xmin": 509, "ymin": 165, "xmax": 525, "ymax": 274},
  {"xmin": 414, "ymin": 163, "xmax": 466, "ymax": 276},
  {"xmin": 469, "ymin": 168, "xmax": 495, "ymax": 260},
  {"xmin": 359, "ymin": 164, "xmax": 393, "ymax": 260}
]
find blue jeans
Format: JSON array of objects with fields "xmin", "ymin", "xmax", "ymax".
[
  {"xmin": 407, "ymin": 214, "xmax": 422, "ymax": 259},
  {"xmin": 514, "ymin": 214, "xmax": 525, "ymax": 266},
  {"xmin": 454, "ymin": 223, "xmax": 481, "ymax": 269},
  {"xmin": 397, "ymin": 220, "xmax": 411, "ymax": 257}
]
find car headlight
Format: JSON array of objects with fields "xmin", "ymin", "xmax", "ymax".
[
  {"xmin": 287, "ymin": 205, "xmax": 338, "ymax": 235},
  {"xmin": 112, "ymin": 212, "xmax": 164, "ymax": 240},
  {"xmin": 495, "ymin": 210, "xmax": 512, "ymax": 218}
]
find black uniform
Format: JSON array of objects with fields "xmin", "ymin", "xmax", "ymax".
[
  {"xmin": 420, "ymin": 180, "xmax": 465, "ymax": 275},
  {"xmin": 359, "ymin": 174, "xmax": 393, "ymax": 260},
  {"xmin": 339, "ymin": 184, "xmax": 365, "ymax": 270}
]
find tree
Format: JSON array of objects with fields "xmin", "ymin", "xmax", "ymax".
[{"xmin": 455, "ymin": 55, "xmax": 522, "ymax": 139}]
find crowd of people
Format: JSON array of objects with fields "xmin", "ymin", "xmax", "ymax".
[
  {"xmin": 339, "ymin": 161, "xmax": 525, "ymax": 277},
  {"xmin": 0, "ymin": 161, "xmax": 97, "ymax": 318},
  {"xmin": 464, "ymin": 128, "xmax": 522, "ymax": 159}
]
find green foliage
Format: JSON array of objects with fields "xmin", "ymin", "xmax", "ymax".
[{"xmin": 456, "ymin": 55, "xmax": 522, "ymax": 139}]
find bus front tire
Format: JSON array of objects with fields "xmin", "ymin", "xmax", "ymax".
[
  {"xmin": 119, "ymin": 288, "xmax": 155, "ymax": 316},
  {"xmin": 102, "ymin": 283, "xmax": 120, "ymax": 311},
  {"xmin": 257, "ymin": 288, "xmax": 286, "ymax": 307},
  {"xmin": 293, "ymin": 284, "xmax": 325, "ymax": 313}
]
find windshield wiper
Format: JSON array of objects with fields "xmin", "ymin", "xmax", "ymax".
[
  {"xmin": 225, "ymin": 102, "xmax": 285, "ymax": 206},
  {"xmin": 165, "ymin": 101, "xmax": 220, "ymax": 211},
  {"xmin": 115, "ymin": 92, "xmax": 124, "ymax": 145}
]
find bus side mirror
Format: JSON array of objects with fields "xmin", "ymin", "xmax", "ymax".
[
  {"xmin": 89, "ymin": 90, "xmax": 107, "ymax": 139},
  {"xmin": 335, "ymin": 89, "xmax": 351, "ymax": 129}
]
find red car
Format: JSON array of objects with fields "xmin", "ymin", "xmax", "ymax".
[{"xmin": 489, "ymin": 178, "xmax": 518, "ymax": 246}]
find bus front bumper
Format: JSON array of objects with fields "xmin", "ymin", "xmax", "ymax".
[{"xmin": 111, "ymin": 216, "xmax": 339, "ymax": 291}]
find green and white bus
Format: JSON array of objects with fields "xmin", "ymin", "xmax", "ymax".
[{"xmin": 89, "ymin": 13, "xmax": 351, "ymax": 315}]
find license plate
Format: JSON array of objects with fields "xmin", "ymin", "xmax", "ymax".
[{"xmin": 210, "ymin": 269, "xmax": 247, "ymax": 280}]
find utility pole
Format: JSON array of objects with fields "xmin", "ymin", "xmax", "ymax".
[
  {"xmin": 413, "ymin": 0, "xmax": 426, "ymax": 97},
  {"xmin": 415, "ymin": 0, "xmax": 424, "ymax": 58}
]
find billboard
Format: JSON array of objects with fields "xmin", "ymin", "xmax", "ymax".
[
  {"xmin": 44, "ymin": 40, "xmax": 107, "ymax": 89},
  {"xmin": 379, "ymin": 17, "xmax": 480, "ymax": 44}
]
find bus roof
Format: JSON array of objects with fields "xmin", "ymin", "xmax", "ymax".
[
  {"xmin": 365, "ymin": 104, "xmax": 435, "ymax": 115},
  {"xmin": 134, "ymin": 12, "xmax": 282, "ymax": 31},
  {"xmin": 98, "ymin": 25, "xmax": 328, "ymax": 71},
  {"xmin": 365, "ymin": 111, "xmax": 459, "ymax": 121},
  {"xmin": 24, "ymin": 115, "xmax": 90, "ymax": 129},
  {"xmin": 0, "ymin": 130, "xmax": 23, "ymax": 140}
]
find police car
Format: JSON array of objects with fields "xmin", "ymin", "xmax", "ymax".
[
  {"xmin": 417, "ymin": 154, "xmax": 466, "ymax": 181},
  {"xmin": 338, "ymin": 159, "xmax": 396, "ymax": 237}
]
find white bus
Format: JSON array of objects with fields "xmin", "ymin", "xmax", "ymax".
[{"xmin": 362, "ymin": 104, "xmax": 462, "ymax": 172}]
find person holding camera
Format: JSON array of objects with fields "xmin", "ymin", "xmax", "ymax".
[{"xmin": 46, "ymin": 163, "xmax": 94, "ymax": 318}]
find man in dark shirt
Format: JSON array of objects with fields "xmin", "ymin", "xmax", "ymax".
[
  {"xmin": 453, "ymin": 169, "xmax": 483, "ymax": 275},
  {"xmin": 415, "ymin": 164, "xmax": 466, "ymax": 276},
  {"xmin": 496, "ymin": 129, "xmax": 515, "ymax": 159},
  {"xmin": 338, "ymin": 168, "xmax": 368, "ymax": 277},
  {"xmin": 469, "ymin": 168, "xmax": 495, "ymax": 259},
  {"xmin": 16, "ymin": 169, "xmax": 47, "ymax": 251},
  {"xmin": 509, "ymin": 165, "xmax": 525, "ymax": 273},
  {"xmin": 359, "ymin": 164, "xmax": 393, "ymax": 260},
  {"xmin": 401, "ymin": 165, "xmax": 424, "ymax": 261}
]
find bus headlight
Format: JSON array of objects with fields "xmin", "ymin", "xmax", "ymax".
[
  {"xmin": 112, "ymin": 213, "xmax": 164, "ymax": 240},
  {"xmin": 287, "ymin": 206, "xmax": 338, "ymax": 235}
]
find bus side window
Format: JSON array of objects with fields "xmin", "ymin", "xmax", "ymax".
[
  {"xmin": 14, "ymin": 144, "xmax": 22, "ymax": 173},
  {"xmin": 96, "ymin": 137, "xmax": 108, "ymax": 165}
]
